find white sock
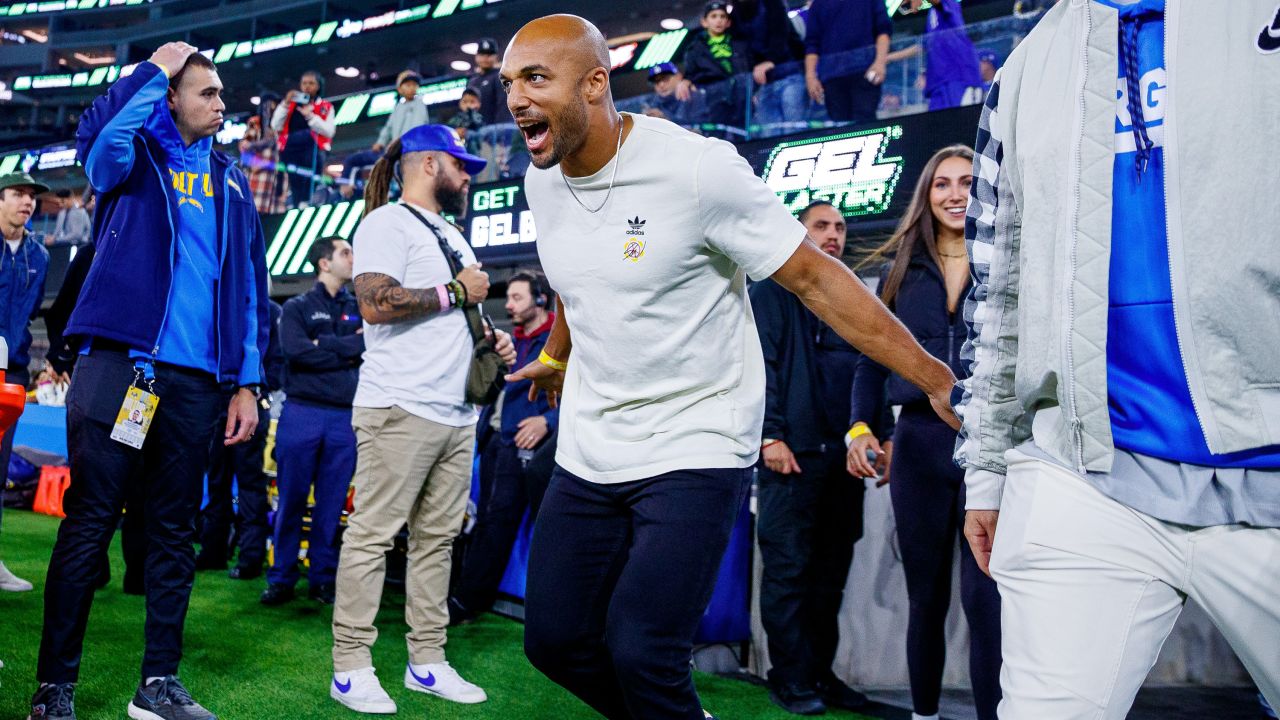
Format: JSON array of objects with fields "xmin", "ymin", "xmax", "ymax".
[
  {"xmin": 146, "ymin": 676, "xmax": 165, "ymax": 686},
  {"xmin": 912, "ymin": 714, "xmax": 940, "ymax": 720}
]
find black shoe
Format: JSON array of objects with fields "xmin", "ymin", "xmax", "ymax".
[
  {"xmin": 816, "ymin": 678, "xmax": 868, "ymax": 711},
  {"xmin": 127, "ymin": 675, "xmax": 215, "ymax": 720},
  {"xmin": 123, "ymin": 569, "xmax": 145, "ymax": 596},
  {"xmin": 307, "ymin": 582, "xmax": 335, "ymax": 604},
  {"xmin": 259, "ymin": 583, "xmax": 294, "ymax": 606},
  {"xmin": 227, "ymin": 565, "xmax": 261, "ymax": 580},
  {"xmin": 29, "ymin": 683, "xmax": 76, "ymax": 720},
  {"xmin": 193, "ymin": 555, "xmax": 225, "ymax": 572},
  {"xmin": 768, "ymin": 683, "xmax": 827, "ymax": 716},
  {"xmin": 448, "ymin": 597, "xmax": 476, "ymax": 626}
]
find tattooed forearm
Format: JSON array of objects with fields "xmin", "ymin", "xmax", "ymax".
[{"xmin": 354, "ymin": 272, "xmax": 442, "ymax": 324}]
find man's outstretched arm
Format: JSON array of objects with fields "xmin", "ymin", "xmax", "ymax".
[{"xmin": 771, "ymin": 237, "xmax": 959, "ymax": 430}]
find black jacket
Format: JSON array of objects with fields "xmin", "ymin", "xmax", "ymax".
[
  {"xmin": 751, "ymin": 278, "xmax": 890, "ymax": 454},
  {"xmin": 280, "ymin": 282, "xmax": 364, "ymax": 407},
  {"xmin": 851, "ymin": 255, "xmax": 971, "ymax": 423},
  {"xmin": 735, "ymin": 0, "xmax": 807, "ymax": 81},
  {"xmin": 466, "ymin": 67, "xmax": 512, "ymax": 126},
  {"xmin": 263, "ymin": 301, "xmax": 285, "ymax": 393},
  {"xmin": 45, "ymin": 242, "xmax": 96, "ymax": 377},
  {"xmin": 682, "ymin": 30, "xmax": 752, "ymax": 87}
]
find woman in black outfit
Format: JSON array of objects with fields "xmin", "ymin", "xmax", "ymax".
[{"xmin": 848, "ymin": 145, "xmax": 1001, "ymax": 720}]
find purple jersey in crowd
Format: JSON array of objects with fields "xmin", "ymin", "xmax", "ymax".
[{"xmin": 924, "ymin": 0, "xmax": 982, "ymax": 107}]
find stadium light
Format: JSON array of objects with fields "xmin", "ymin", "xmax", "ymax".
[
  {"xmin": 659, "ymin": 18, "xmax": 683, "ymax": 30},
  {"xmin": 450, "ymin": 60, "xmax": 471, "ymax": 72}
]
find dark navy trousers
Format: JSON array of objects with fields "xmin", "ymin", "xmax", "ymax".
[
  {"xmin": 266, "ymin": 399, "xmax": 356, "ymax": 587},
  {"xmin": 38, "ymin": 348, "xmax": 222, "ymax": 683},
  {"xmin": 524, "ymin": 465, "xmax": 751, "ymax": 720}
]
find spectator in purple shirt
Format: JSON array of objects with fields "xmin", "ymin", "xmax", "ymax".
[
  {"xmin": 804, "ymin": 0, "xmax": 892, "ymax": 123},
  {"xmin": 892, "ymin": 0, "xmax": 984, "ymax": 111}
]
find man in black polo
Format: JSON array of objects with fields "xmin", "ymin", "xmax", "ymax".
[{"xmin": 749, "ymin": 200, "xmax": 889, "ymax": 715}]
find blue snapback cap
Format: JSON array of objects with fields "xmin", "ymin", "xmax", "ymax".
[
  {"xmin": 398, "ymin": 124, "xmax": 487, "ymax": 176},
  {"xmin": 648, "ymin": 62, "xmax": 679, "ymax": 81}
]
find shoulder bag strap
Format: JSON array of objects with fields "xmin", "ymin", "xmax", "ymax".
[{"xmin": 399, "ymin": 203, "xmax": 489, "ymax": 344}]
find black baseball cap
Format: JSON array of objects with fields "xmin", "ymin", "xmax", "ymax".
[
  {"xmin": 703, "ymin": 1, "xmax": 729, "ymax": 16},
  {"xmin": 476, "ymin": 38, "xmax": 499, "ymax": 55}
]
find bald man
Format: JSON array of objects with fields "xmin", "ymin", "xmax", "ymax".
[{"xmin": 502, "ymin": 15, "xmax": 959, "ymax": 719}]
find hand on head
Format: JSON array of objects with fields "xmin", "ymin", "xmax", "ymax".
[{"xmin": 149, "ymin": 42, "xmax": 198, "ymax": 74}]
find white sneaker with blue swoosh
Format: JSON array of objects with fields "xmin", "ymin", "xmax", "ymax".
[
  {"xmin": 330, "ymin": 667, "xmax": 396, "ymax": 714},
  {"xmin": 404, "ymin": 661, "xmax": 487, "ymax": 704}
]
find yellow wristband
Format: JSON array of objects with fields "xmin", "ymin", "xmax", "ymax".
[
  {"xmin": 538, "ymin": 349, "xmax": 567, "ymax": 372},
  {"xmin": 153, "ymin": 62, "xmax": 171, "ymax": 78},
  {"xmin": 845, "ymin": 423, "xmax": 872, "ymax": 446}
]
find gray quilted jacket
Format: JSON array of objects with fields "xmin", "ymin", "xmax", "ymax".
[{"xmin": 954, "ymin": 0, "xmax": 1280, "ymax": 510}]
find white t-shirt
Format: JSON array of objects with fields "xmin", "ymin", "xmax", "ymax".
[
  {"xmin": 352, "ymin": 202, "xmax": 478, "ymax": 427},
  {"xmin": 525, "ymin": 113, "xmax": 806, "ymax": 483}
]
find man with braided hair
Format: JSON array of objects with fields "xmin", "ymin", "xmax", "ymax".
[{"xmin": 326, "ymin": 124, "xmax": 515, "ymax": 714}]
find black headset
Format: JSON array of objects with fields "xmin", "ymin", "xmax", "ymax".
[{"xmin": 510, "ymin": 270, "xmax": 548, "ymax": 307}]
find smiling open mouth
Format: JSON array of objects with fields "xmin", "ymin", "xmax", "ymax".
[{"xmin": 520, "ymin": 121, "xmax": 550, "ymax": 152}]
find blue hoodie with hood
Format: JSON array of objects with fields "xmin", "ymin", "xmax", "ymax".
[
  {"xmin": 69, "ymin": 61, "xmax": 269, "ymax": 387},
  {"xmin": 1101, "ymin": 0, "xmax": 1279, "ymax": 468}
]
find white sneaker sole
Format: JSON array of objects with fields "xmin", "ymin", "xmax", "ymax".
[
  {"xmin": 0, "ymin": 581, "xmax": 33, "ymax": 592},
  {"xmin": 329, "ymin": 686, "xmax": 397, "ymax": 714},
  {"xmin": 403, "ymin": 670, "xmax": 487, "ymax": 704},
  {"xmin": 127, "ymin": 702, "xmax": 190, "ymax": 720}
]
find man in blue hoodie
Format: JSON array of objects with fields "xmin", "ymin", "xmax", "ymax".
[
  {"xmin": 0, "ymin": 171, "xmax": 50, "ymax": 595},
  {"xmin": 30, "ymin": 42, "xmax": 270, "ymax": 720}
]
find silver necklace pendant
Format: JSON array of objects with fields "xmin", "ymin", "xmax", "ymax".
[{"xmin": 561, "ymin": 115, "xmax": 624, "ymax": 215}]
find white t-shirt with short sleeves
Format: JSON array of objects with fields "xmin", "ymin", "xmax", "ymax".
[
  {"xmin": 525, "ymin": 112, "xmax": 806, "ymax": 483},
  {"xmin": 352, "ymin": 202, "xmax": 478, "ymax": 428}
]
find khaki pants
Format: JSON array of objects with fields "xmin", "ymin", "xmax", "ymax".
[
  {"xmin": 991, "ymin": 450, "xmax": 1280, "ymax": 719},
  {"xmin": 332, "ymin": 406, "xmax": 475, "ymax": 671}
]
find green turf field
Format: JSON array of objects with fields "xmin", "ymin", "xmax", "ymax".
[{"xmin": 0, "ymin": 509, "xmax": 880, "ymax": 719}]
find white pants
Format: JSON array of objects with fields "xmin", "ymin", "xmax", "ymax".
[{"xmin": 990, "ymin": 451, "xmax": 1280, "ymax": 719}]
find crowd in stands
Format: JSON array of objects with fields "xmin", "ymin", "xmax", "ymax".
[
  {"xmin": 205, "ymin": 0, "xmax": 1009, "ymax": 214},
  {"xmin": 13, "ymin": 4, "xmax": 1274, "ymax": 720}
]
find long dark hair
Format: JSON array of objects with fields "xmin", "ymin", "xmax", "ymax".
[
  {"xmin": 363, "ymin": 138, "xmax": 403, "ymax": 216},
  {"xmin": 858, "ymin": 144, "xmax": 974, "ymax": 308}
]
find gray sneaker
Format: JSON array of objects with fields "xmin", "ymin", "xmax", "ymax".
[
  {"xmin": 28, "ymin": 682, "xmax": 76, "ymax": 720},
  {"xmin": 126, "ymin": 676, "xmax": 216, "ymax": 720},
  {"xmin": 0, "ymin": 560, "xmax": 33, "ymax": 592}
]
